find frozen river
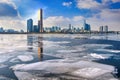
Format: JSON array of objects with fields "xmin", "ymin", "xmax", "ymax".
[{"xmin": 0, "ymin": 34, "xmax": 120, "ymax": 80}]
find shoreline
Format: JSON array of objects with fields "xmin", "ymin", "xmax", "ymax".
[{"xmin": 0, "ymin": 32, "xmax": 120, "ymax": 34}]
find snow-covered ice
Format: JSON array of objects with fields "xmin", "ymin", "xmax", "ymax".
[{"xmin": 11, "ymin": 59, "xmax": 117, "ymax": 80}]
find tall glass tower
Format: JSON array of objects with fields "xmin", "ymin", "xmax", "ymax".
[
  {"xmin": 38, "ymin": 9, "xmax": 43, "ymax": 33},
  {"xmin": 27, "ymin": 19, "xmax": 33, "ymax": 33}
]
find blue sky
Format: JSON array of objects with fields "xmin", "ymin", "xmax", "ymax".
[{"xmin": 0, "ymin": 0, "xmax": 120, "ymax": 31}]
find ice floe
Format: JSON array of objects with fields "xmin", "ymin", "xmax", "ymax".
[
  {"xmin": 0, "ymin": 64, "xmax": 8, "ymax": 68},
  {"xmin": 96, "ymin": 49, "xmax": 120, "ymax": 53},
  {"xmin": 90, "ymin": 53, "xmax": 106, "ymax": 59},
  {"xmin": 57, "ymin": 50, "xmax": 78, "ymax": 53},
  {"xmin": 43, "ymin": 40, "xmax": 70, "ymax": 44},
  {"xmin": 9, "ymin": 58, "xmax": 20, "ymax": 63},
  {"xmin": 17, "ymin": 55, "xmax": 34, "ymax": 62},
  {"xmin": 0, "ymin": 55, "xmax": 13, "ymax": 63},
  {"xmin": 0, "ymin": 75, "xmax": 13, "ymax": 80},
  {"xmin": 90, "ymin": 53, "xmax": 113, "ymax": 59},
  {"xmin": 11, "ymin": 59, "xmax": 117, "ymax": 80},
  {"xmin": 71, "ymin": 67, "xmax": 111, "ymax": 78},
  {"xmin": 81, "ymin": 44, "xmax": 112, "ymax": 49}
]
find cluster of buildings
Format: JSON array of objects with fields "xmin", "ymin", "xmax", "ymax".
[
  {"xmin": 27, "ymin": 9, "xmax": 91, "ymax": 33},
  {"xmin": 0, "ymin": 27, "xmax": 24, "ymax": 33},
  {"xmin": 0, "ymin": 8, "xmax": 110, "ymax": 34},
  {"xmin": 99, "ymin": 25, "xmax": 108, "ymax": 32},
  {"xmin": 27, "ymin": 9, "xmax": 43, "ymax": 33}
]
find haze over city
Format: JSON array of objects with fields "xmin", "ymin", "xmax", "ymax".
[{"xmin": 0, "ymin": 0, "xmax": 120, "ymax": 31}]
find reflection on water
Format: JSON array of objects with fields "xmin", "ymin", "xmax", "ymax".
[
  {"xmin": 27, "ymin": 34, "xmax": 43, "ymax": 60},
  {"xmin": 27, "ymin": 35, "xmax": 33, "ymax": 51},
  {"xmin": 38, "ymin": 36, "xmax": 43, "ymax": 60}
]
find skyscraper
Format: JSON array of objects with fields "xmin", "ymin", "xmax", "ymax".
[
  {"xmin": 27, "ymin": 19, "xmax": 33, "ymax": 33},
  {"xmin": 38, "ymin": 9, "xmax": 43, "ymax": 33}
]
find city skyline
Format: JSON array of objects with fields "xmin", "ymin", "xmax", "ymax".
[{"xmin": 0, "ymin": 0, "xmax": 120, "ymax": 31}]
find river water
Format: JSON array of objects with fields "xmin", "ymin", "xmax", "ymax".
[{"xmin": 0, "ymin": 34, "xmax": 120, "ymax": 80}]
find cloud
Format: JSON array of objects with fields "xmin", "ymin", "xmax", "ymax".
[
  {"xmin": 43, "ymin": 10, "xmax": 120, "ymax": 31},
  {"xmin": 0, "ymin": 3, "xmax": 18, "ymax": 17},
  {"xmin": 44, "ymin": 16, "xmax": 71, "ymax": 28},
  {"xmin": 87, "ymin": 9, "xmax": 120, "ymax": 31},
  {"xmin": 74, "ymin": 0, "xmax": 120, "ymax": 31},
  {"xmin": 0, "ymin": 0, "xmax": 19, "ymax": 17},
  {"xmin": 0, "ymin": 0, "xmax": 26, "ymax": 31},
  {"xmin": 112, "ymin": 0, "xmax": 120, "ymax": 3},
  {"xmin": 43, "ymin": 16, "xmax": 84, "ymax": 28},
  {"xmin": 76, "ymin": 0, "xmax": 101, "ymax": 9},
  {"xmin": 73, "ymin": 16, "xmax": 84, "ymax": 21},
  {"xmin": 0, "ymin": 17, "xmax": 26, "ymax": 30},
  {"xmin": 62, "ymin": 2, "xmax": 72, "ymax": 7}
]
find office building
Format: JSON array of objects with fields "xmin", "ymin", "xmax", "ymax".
[{"xmin": 27, "ymin": 19, "xmax": 33, "ymax": 33}]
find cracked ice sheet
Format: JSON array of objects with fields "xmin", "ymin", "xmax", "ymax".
[{"xmin": 11, "ymin": 59, "xmax": 117, "ymax": 80}]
